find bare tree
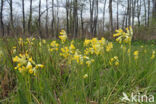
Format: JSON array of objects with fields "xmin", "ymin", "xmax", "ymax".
[
  {"xmin": 8, "ymin": 0, "xmax": 13, "ymax": 32},
  {"xmin": 143, "ymin": 0, "xmax": 147, "ymax": 26},
  {"xmin": 127, "ymin": 0, "xmax": 131, "ymax": 26},
  {"xmin": 148, "ymin": 0, "xmax": 150, "ymax": 26},
  {"xmin": 103, "ymin": 0, "xmax": 107, "ymax": 32},
  {"xmin": 38, "ymin": 0, "xmax": 41, "ymax": 36},
  {"xmin": 109, "ymin": 0, "xmax": 113, "ymax": 32},
  {"xmin": 66, "ymin": 0, "xmax": 69, "ymax": 34},
  {"xmin": 73, "ymin": 0, "xmax": 78, "ymax": 37},
  {"xmin": 137, "ymin": 0, "xmax": 141, "ymax": 26},
  {"xmin": 46, "ymin": 0, "xmax": 49, "ymax": 37},
  {"xmin": 117, "ymin": 0, "xmax": 119, "ymax": 29},
  {"xmin": 28, "ymin": 0, "xmax": 32, "ymax": 34},
  {"xmin": 56, "ymin": 0, "xmax": 59, "ymax": 36},
  {"xmin": 152, "ymin": 0, "xmax": 156, "ymax": 19},
  {"xmin": 132, "ymin": 0, "xmax": 136, "ymax": 27},
  {"xmin": 93, "ymin": 0, "xmax": 98, "ymax": 36},
  {"xmin": 89, "ymin": 0, "xmax": 94, "ymax": 36},
  {"xmin": 51, "ymin": 0, "xmax": 55, "ymax": 36},
  {"xmin": 22, "ymin": 0, "xmax": 25, "ymax": 34},
  {"xmin": 0, "ymin": 0, "xmax": 4, "ymax": 36},
  {"xmin": 80, "ymin": 0, "xmax": 85, "ymax": 35}
]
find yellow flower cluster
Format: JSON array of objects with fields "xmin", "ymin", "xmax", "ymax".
[
  {"xmin": 49, "ymin": 41, "xmax": 59, "ymax": 52},
  {"xmin": 13, "ymin": 53, "xmax": 44, "ymax": 75},
  {"xmin": 25, "ymin": 38, "xmax": 35, "ymax": 45},
  {"xmin": 59, "ymin": 41, "xmax": 94, "ymax": 66},
  {"xmin": 18, "ymin": 38, "xmax": 24, "ymax": 46},
  {"xmin": 106, "ymin": 42, "xmax": 113, "ymax": 52},
  {"xmin": 151, "ymin": 50, "xmax": 155, "ymax": 59},
  {"xmin": 84, "ymin": 38, "xmax": 113, "ymax": 55},
  {"xmin": 59, "ymin": 30, "xmax": 67, "ymax": 43},
  {"xmin": 109, "ymin": 56, "xmax": 119, "ymax": 66},
  {"xmin": 72, "ymin": 49, "xmax": 84, "ymax": 64},
  {"xmin": 83, "ymin": 74, "xmax": 88, "ymax": 79},
  {"xmin": 113, "ymin": 26, "xmax": 133, "ymax": 44},
  {"xmin": 133, "ymin": 50, "xmax": 139, "ymax": 60}
]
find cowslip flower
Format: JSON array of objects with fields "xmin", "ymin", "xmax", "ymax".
[
  {"xmin": 59, "ymin": 30, "xmax": 67, "ymax": 43},
  {"xmin": 72, "ymin": 50, "xmax": 84, "ymax": 64},
  {"xmin": 18, "ymin": 38, "xmax": 24, "ymax": 46},
  {"xmin": 109, "ymin": 56, "xmax": 119, "ymax": 66},
  {"xmin": 84, "ymin": 37, "xmax": 107, "ymax": 55},
  {"xmin": 13, "ymin": 53, "xmax": 44, "ymax": 75},
  {"xmin": 83, "ymin": 74, "xmax": 88, "ymax": 79},
  {"xmin": 106, "ymin": 42, "xmax": 113, "ymax": 52},
  {"xmin": 151, "ymin": 50, "xmax": 155, "ymax": 59},
  {"xmin": 84, "ymin": 39, "xmax": 91, "ymax": 46},
  {"xmin": 86, "ymin": 59, "xmax": 94, "ymax": 67},
  {"xmin": 113, "ymin": 26, "xmax": 133, "ymax": 44},
  {"xmin": 133, "ymin": 50, "xmax": 139, "ymax": 60},
  {"xmin": 49, "ymin": 41, "xmax": 59, "ymax": 52}
]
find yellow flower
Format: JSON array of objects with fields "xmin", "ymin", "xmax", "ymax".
[
  {"xmin": 59, "ymin": 30, "xmax": 67, "ymax": 43},
  {"xmin": 83, "ymin": 74, "xmax": 88, "ymax": 79},
  {"xmin": 84, "ymin": 39, "xmax": 91, "ymax": 46},
  {"xmin": 36, "ymin": 64, "xmax": 44, "ymax": 68},
  {"xmin": 13, "ymin": 56, "xmax": 19, "ymax": 62},
  {"xmin": 133, "ymin": 50, "xmax": 139, "ymax": 60},
  {"xmin": 18, "ymin": 67, "xmax": 22, "ymax": 71},
  {"xmin": 17, "ymin": 63, "xmax": 21, "ymax": 67},
  {"xmin": 26, "ymin": 62, "xmax": 32, "ymax": 69},
  {"xmin": 109, "ymin": 56, "xmax": 119, "ymax": 66},
  {"xmin": 133, "ymin": 51, "xmax": 139, "ymax": 56},
  {"xmin": 42, "ymin": 39, "xmax": 46, "ymax": 44},
  {"xmin": 29, "ymin": 69, "xmax": 33, "ymax": 74},
  {"xmin": 106, "ymin": 42, "xmax": 113, "ymax": 52},
  {"xmin": 151, "ymin": 50, "xmax": 155, "ymax": 59},
  {"xmin": 14, "ymin": 67, "xmax": 18, "ymax": 70},
  {"xmin": 113, "ymin": 27, "xmax": 133, "ymax": 44},
  {"xmin": 29, "ymin": 57, "xmax": 33, "ymax": 62},
  {"xmin": 86, "ymin": 59, "xmax": 94, "ymax": 67},
  {"xmin": 115, "ymin": 61, "xmax": 119, "ymax": 66},
  {"xmin": 13, "ymin": 53, "xmax": 44, "ymax": 75},
  {"xmin": 49, "ymin": 41, "xmax": 59, "ymax": 52}
]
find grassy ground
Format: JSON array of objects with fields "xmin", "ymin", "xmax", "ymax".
[{"xmin": 0, "ymin": 37, "xmax": 156, "ymax": 104}]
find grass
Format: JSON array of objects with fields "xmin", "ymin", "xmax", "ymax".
[{"xmin": 0, "ymin": 37, "xmax": 156, "ymax": 104}]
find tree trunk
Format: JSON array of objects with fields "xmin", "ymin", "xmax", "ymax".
[
  {"xmin": 51, "ymin": 0, "xmax": 55, "ymax": 37},
  {"xmin": 109, "ymin": 0, "xmax": 113, "ymax": 32},
  {"xmin": 73, "ymin": 0, "xmax": 78, "ymax": 37},
  {"xmin": 22, "ymin": 0, "xmax": 25, "ymax": 34},
  {"xmin": 143, "ymin": 0, "xmax": 147, "ymax": 26},
  {"xmin": 10, "ymin": 0, "xmax": 14, "ymax": 32},
  {"xmin": 56, "ymin": 0, "xmax": 59, "ymax": 36},
  {"xmin": 132, "ymin": 0, "xmax": 136, "ymax": 27},
  {"xmin": 152, "ymin": 0, "xmax": 156, "ymax": 19},
  {"xmin": 137, "ymin": 0, "xmax": 141, "ymax": 26},
  {"xmin": 103, "ymin": 0, "xmax": 107, "ymax": 32},
  {"xmin": 148, "ymin": 0, "xmax": 150, "ymax": 26},
  {"xmin": 93, "ymin": 0, "xmax": 98, "ymax": 36},
  {"xmin": 0, "ymin": 0, "xmax": 4, "ymax": 36},
  {"xmin": 46, "ymin": 0, "xmax": 49, "ymax": 37},
  {"xmin": 66, "ymin": 0, "xmax": 69, "ymax": 34},
  {"xmin": 38, "ymin": 0, "xmax": 41, "ymax": 36},
  {"xmin": 28, "ymin": 0, "xmax": 32, "ymax": 34},
  {"xmin": 127, "ymin": 0, "xmax": 131, "ymax": 26},
  {"xmin": 117, "ymin": 0, "xmax": 119, "ymax": 29},
  {"xmin": 89, "ymin": 0, "xmax": 94, "ymax": 36},
  {"xmin": 80, "ymin": 4, "xmax": 84, "ymax": 36}
]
